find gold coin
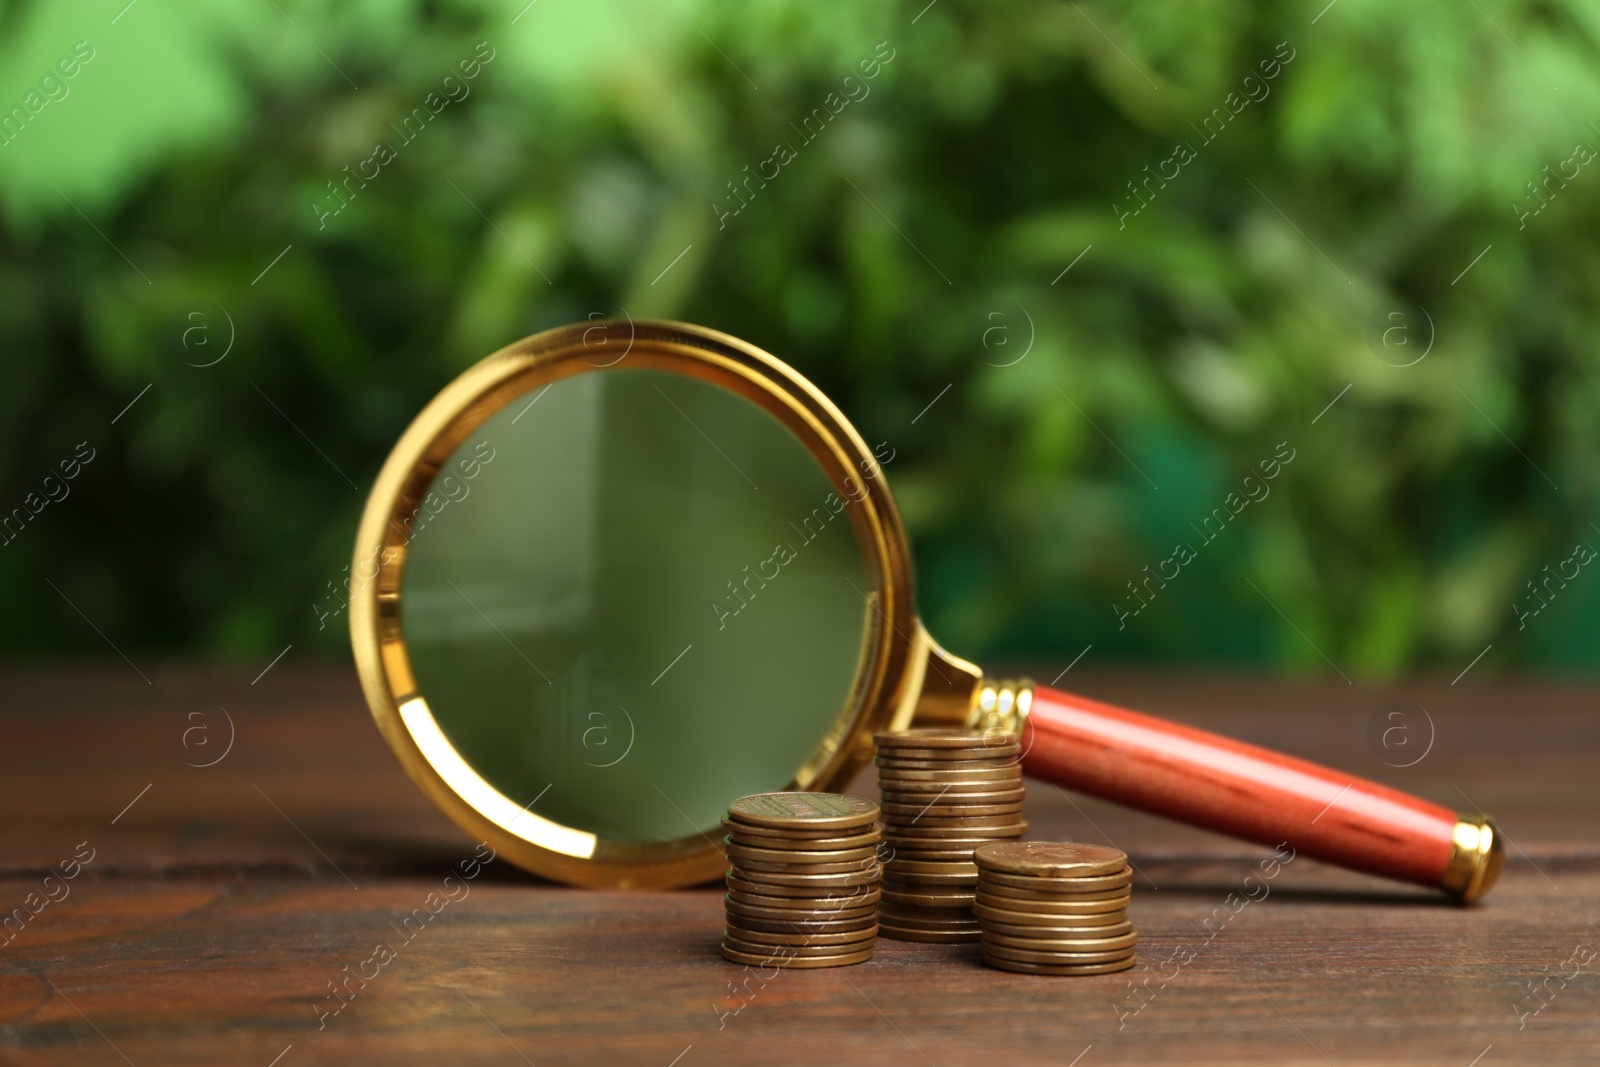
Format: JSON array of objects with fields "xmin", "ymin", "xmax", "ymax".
[
  {"xmin": 723, "ymin": 825, "xmax": 882, "ymax": 850},
  {"xmin": 881, "ymin": 779, "xmax": 1028, "ymax": 795},
  {"xmin": 877, "ymin": 924, "xmax": 981, "ymax": 943},
  {"xmin": 881, "ymin": 855, "xmax": 979, "ymax": 869},
  {"xmin": 975, "ymin": 886, "xmax": 1131, "ymax": 909},
  {"xmin": 878, "ymin": 773, "xmax": 1023, "ymax": 787},
  {"xmin": 972, "ymin": 897, "xmax": 1128, "ymax": 922},
  {"xmin": 723, "ymin": 933, "xmax": 876, "ymax": 958},
  {"xmin": 980, "ymin": 942, "xmax": 1137, "ymax": 965},
  {"xmin": 966, "ymin": 883, "xmax": 1132, "ymax": 908},
  {"xmin": 883, "ymin": 856, "xmax": 978, "ymax": 870},
  {"xmin": 721, "ymin": 944, "xmax": 874, "ymax": 968},
  {"xmin": 981, "ymin": 954, "xmax": 1137, "ymax": 976},
  {"xmin": 879, "ymin": 787, "xmax": 1024, "ymax": 803},
  {"xmin": 880, "ymin": 801, "xmax": 1024, "ymax": 818},
  {"xmin": 884, "ymin": 844, "xmax": 1019, "ymax": 859},
  {"xmin": 886, "ymin": 833, "xmax": 1024, "ymax": 847},
  {"xmin": 887, "ymin": 826, "xmax": 1029, "ymax": 845},
  {"xmin": 979, "ymin": 883, "xmax": 1132, "ymax": 895},
  {"xmin": 884, "ymin": 859, "xmax": 980, "ymax": 876},
  {"xmin": 728, "ymin": 922, "xmax": 878, "ymax": 943},
  {"xmin": 883, "ymin": 863, "xmax": 979, "ymax": 883},
  {"xmin": 880, "ymin": 785, "xmax": 1026, "ymax": 801},
  {"xmin": 878, "ymin": 844, "xmax": 984, "ymax": 863},
  {"xmin": 724, "ymin": 930, "xmax": 878, "ymax": 953},
  {"xmin": 887, "ymin": 806, "xmax": 1027, "ymax": 822},
  {"xmin": 874, "ymin": 729, "xmax": 1019, "ymax": 749},
  {"xmin": 886, "ymin": 841, "xmax": 1025, "ymax": 857},
  {"xmin": 887, "ymin": 815, "xmax": 1029, "ymax": 832},
  {"xmin": 978, "ymin": 917, "xmax": 1133, "ymax": 938},
  {"xmin": 977, "ymin": 883, "xmax": 1131, "ymax": 906},
  {"xmin": 729, "ymin": 859, "xmax": 880, "ymax": 878},
  {"xmin": 875, "ymin": 756, "xmax": 1021, "ymax": 771},
  {"xmin": 727, "ymin": 898, "xmax": 881, "ymax": 917},
  {"xmin": 881, "ymin": 888, "xmax": 976, "ymax": 908},
  {"xmin": 973, "ymin": 841, "xmax": 1127, "ymax": 877},
  {"xmin": 882, "ymin": 814, "xmax": 1023, "ymax": 831},
  {"xmin": 736, "ymin": 846, "xmax": 884, "ymax": 864},
  {"xmin": 877, "ymin": 767, "xmax": 1023, "ymax": 784},
  {"xmin": 885, "ymin": 855, "xmax": 979, "ymax": 869},
  {"xmin": 725, "ymin": 882, "xmax": 881, "ymax": 905},
  {"xmin": 874, "ymin": 744, "xmax": 1022, "ymax": 762},
  {"xmin": 875, "ymin": 907, "xmax": 980, "ymax": 924},
  {"xmin": 725, "ymin": 923, "xmax": 879, "ymax": 946},
  {"xmin": 876, "ymin": 790, "xmax": 1024, "ymax": 806},
  {"xmin": 726, "ymin": 899, "xmax": 879, "ymax": 924},
  {"xmin": 724, "ymin": 837, "xmax": 882, "ymax": 857},
  {"xmin": 727, "ymin": 793, "xmax": 879, "ymax": 831},
  {"xmin": 727, "ymin": 909, "xmax": 878, "ymax": 931},
  {"xmin": 881, "ymin": 875, "xmax": 961, "ymax": 889},
  {"xmin": 727, "ymin": 890, "xmax": 878, "ymax": 912},
  {"xmin": 888, "ymin": 817, "xmax": 1029, "ymax": 834},
  {"xmin": 883, "ymin": 755, "xmax": 1017, "ymax": 771},
  {"xmin": 978, "ymin": 868, "xmax": 1132, "ymax": 894},
  {"xmin": 726, "ymin": 902, "xmax": 876, "ymax": 921},
  {"xmin": 884, "ymin": 869, "xmax": 979, "ymax": 887},
  {"xmin": 724, "ymin": 815, "xmax": 881, "ymax": 837},
  {"xmin": 729, "ymin": 876, "xmax": 883, "ymax": 902},
  {"xmin": 728, "ymin": 864, "xmax": 882, "ymax": 888},
  {"xmin": 877, "ymin": 901, "xmax": 975, "ymax": 921},
  {"xmin": 981, "ymin": 930, "xmax": 1139, "ymax": 953},
  {"xmin": 729, "ymin": 883, "xmax": 889, "ymax": 908}
]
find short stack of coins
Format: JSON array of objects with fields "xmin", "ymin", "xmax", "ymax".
[
  {"xmin": 972, "ymin": 841, "xmax": 1138, "ymax": 975},
  {"xmin": 721, "ymin": 792, "xmax": 884, "ymax": 969},
  {"xmin": 873, "ymin": 729, "xmax": 1028, "ymax": 943}
]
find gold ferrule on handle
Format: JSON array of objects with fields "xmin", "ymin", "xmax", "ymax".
[
  {"xmin": 1440, "ymin": 814, "xmax": 1503, "ymax": 904},
  {"xmin": 967, "ymin": 678, "xmax": 1034, "ymax": 737}
]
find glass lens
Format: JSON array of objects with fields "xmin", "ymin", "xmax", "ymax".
[{"xmin": 400, "ymin": 368, "xmax": 874, "ymax": 843}]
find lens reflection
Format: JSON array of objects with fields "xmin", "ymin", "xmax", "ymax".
[{"xmin": 401, "ymin": 368, "xmax": 874, "ymax": 843}]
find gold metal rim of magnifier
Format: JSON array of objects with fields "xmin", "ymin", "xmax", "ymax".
[{"xmin": 349, "ymin": 319, "xmax": 985, "ymax": 888}]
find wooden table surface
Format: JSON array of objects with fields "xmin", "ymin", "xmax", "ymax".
[{"xmin": 1, "ymin": 665, "xmax": 1596, "ymax": 1066}]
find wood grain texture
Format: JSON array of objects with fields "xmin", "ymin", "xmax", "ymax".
[{"xmin": 1, "ymin": 665, "xmax": 1597, "ymax": 1065}]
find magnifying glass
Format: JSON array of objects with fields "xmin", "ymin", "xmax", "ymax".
[{"xmin": 349, "ymin": 320, "xmax": 1501, "ymax": 902}]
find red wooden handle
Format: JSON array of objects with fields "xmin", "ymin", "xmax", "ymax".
[{"xmin": 1021, "ymin": 685, "xmax": 1460, "ymax": 888}]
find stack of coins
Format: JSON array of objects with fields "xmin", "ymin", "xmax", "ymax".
[
  {"xmin": 972, "ymin": 841, "xmax": 1137, "ymax": 975},
  {"xmin": 721, "ymin": 792, "xmax": 884, "ymax": 969},
  {"xmin": 873, "ymin": 729, "xmax": 1028, "ymax": 943}
]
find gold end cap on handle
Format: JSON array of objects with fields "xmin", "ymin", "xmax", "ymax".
[{"xmin": 1441, "ymin": 814, "xmax": 1504, "ymax": 904}]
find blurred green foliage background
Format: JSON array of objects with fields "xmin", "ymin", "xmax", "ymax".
[{"xmin": 1, "ymin": 0, "xmax": 1597, "ymax": 678}]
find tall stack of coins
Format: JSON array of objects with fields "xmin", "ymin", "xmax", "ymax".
[
  {"xmin": 873, "ymin": 729, "xmax": 1028, "ymax": 943},
  {"xmin": 972, "ymin": 841, "xmax": 1137, "ymax": 975},
  {"xmin": 721, "ymin": 792, "xmax": 883, "ymax": 969}
]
